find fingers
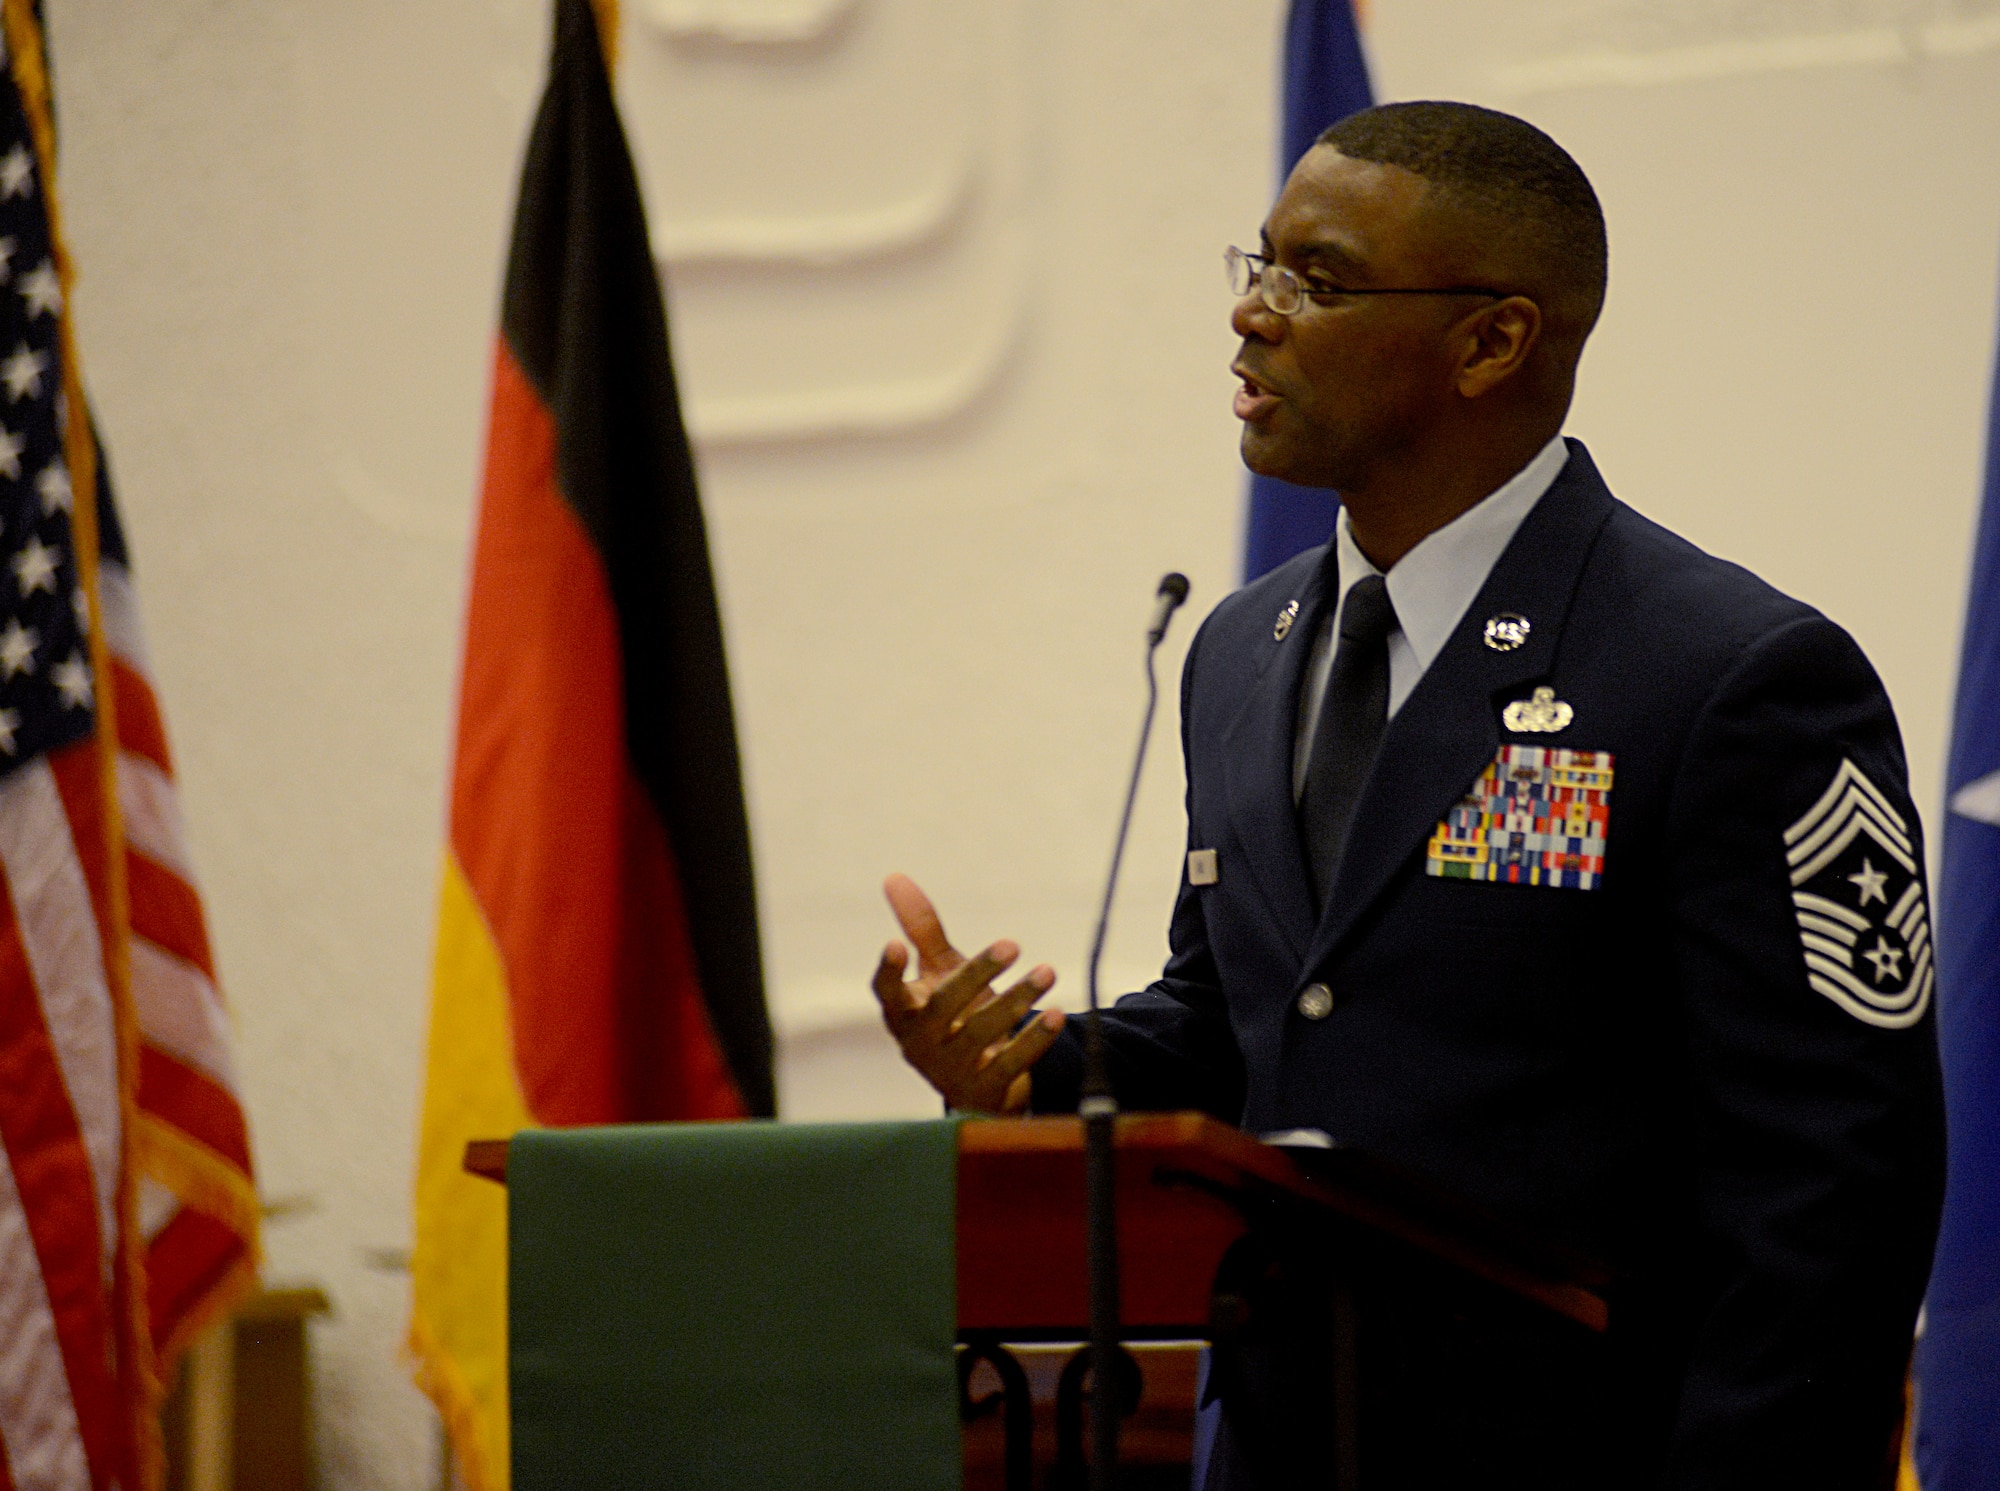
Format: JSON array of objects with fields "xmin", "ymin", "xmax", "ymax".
[
  {"xmin": 945, "ymin": 965, "xmax": 1055, "ymax": 1054},
  {"xmin": 961, "ymin": 1009, "xmax": 1064, "ymax": 1112},
  {"xmin": 870, "ymin": 941, "xmax": 915, "ymax": 1019},
  {"xmin": 1000, "ymin": 1071, "xmax": 1034, "ymax": 1115},
  {"xmin": 871, "ymin": 875, "xmax": 1068, "ymax": 1114},
  {"xmin": 925, "ymin": 942, "xmax": 1020, "ymax": 1032},
  {"xmin": 883, "ymin": 873, "xmax": 958, "ymax": 976}
]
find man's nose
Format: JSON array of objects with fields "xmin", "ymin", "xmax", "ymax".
[{"xmin": 1231, "ymin": 292, "xmax": 1283, "ymax": 342}]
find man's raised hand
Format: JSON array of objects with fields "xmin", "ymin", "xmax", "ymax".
[{"xmin": 870, "ymin": 873, "xmax": 1064, "ymax": 1113}]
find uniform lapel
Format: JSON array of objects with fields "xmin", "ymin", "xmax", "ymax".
[
  {"xmin": 1220, "ymin": 550, "xmax": 1336, "ymax": 962},
  {"xmin": 1301, "ymin": 442, "xmax": 1618, "ymax": 973}
]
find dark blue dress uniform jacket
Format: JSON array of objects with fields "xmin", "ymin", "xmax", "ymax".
[{"xmin": 1032, "ymin": 442, "xmax": 1945, "ymax": 1488}]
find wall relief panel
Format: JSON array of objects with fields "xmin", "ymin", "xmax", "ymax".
[
  {"xmin": 1488, "ymin": 0, "xmax": 2000, "ymax": 93},
  {"xmin": 618, "ymin": 0, "xmax": 1032, "ymax": 442}
]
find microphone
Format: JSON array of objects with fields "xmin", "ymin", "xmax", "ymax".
[
  {"xmin": 1090, "ymin": 570, "xmax": 1192, "ymax": 1032},
  {"xmin": 1080, "ymin": 570, "xmax": 1191, "ymax": 1491},
  {"xmin": 1145, "ymin": 571, "xmax": 1191, "ymax": 646}
]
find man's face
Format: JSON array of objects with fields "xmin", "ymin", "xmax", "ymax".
[{"xmin": 1231, "ymin": 148, "xmax": 1473, "ymax": 491}]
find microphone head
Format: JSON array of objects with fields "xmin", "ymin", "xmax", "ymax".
[{"xmin": 1158, "ymin": 571, "xmax": 1190, "ymax": 606}]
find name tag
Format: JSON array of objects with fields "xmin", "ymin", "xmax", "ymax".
[{"xmin": 1187, "ymin": 849, "xmax": 1219, "ymax": 886}]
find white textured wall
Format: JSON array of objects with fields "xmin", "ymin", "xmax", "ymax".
[{"xmin": 42, "ymin": 0, "xmax": 2000, "ymax": 1486}]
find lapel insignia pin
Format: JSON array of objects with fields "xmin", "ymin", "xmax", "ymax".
[
  {"xmin": 1273, "ymin": 599, "xmax": 1299, "ymax": 641},
  {"xmin": 1502, "ymin": 686, "xmax": 1574, "ymax": 734},
  {"xmin": 1483, "ymin": 613, "xmax": 1531, "ymax": 651},
  {"xmin": 1187, "ymin": 849, "xmax": 1219, "ymax": 885}
]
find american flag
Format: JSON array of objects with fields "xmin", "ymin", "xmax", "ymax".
[{"xmin": 0, "ymin": 6, "xmax": 257, "ymax": 1486}]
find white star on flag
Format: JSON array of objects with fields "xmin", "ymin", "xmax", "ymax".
[
  {"xmin": 1, "ymin": 342, "xmax": 44, "ymax": 401},
  {"xmin": 35, "ymin": 460, "xmax": 68, "ymax": 514},
  {"xmin": 0, "ymin": 144, "xmax": 33, "ymax": 200},
  {"xmin": 0, "ymin": 426, "xmax": 23, "ymax": 479},
  {"xmin": 71, "ymin": 585, "xmax": 87, "ymax": 633},
  {"xmin": 50, "ymin": 651, "xmax": 90, "ymax": 710},
  {"xmin": 16, "ymin": 260, "xmax": 58, "ymax": 319},
  {"xmin": 11, "ymin": 534, "xmax": 57, "ymax": 597},
  {"xmin": 0, "ymin": 616, "xmax": 37, "ymax": 679},
  {"xmin": 0, "ymin": 236, "xmax": 18, "ymax": 284},
  {"xmin": 0, "ymin": 706, "xmax": 20, "ymax": 755}
]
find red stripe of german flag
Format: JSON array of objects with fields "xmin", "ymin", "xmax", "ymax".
[{"xmin": 456, "ymin": 343, "xmax": 751, "ymax": 1121}]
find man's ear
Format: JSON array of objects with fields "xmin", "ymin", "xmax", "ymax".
[{"xmin": 1455, "ymin": 297, "xmax": 1541, "ymax": 399}]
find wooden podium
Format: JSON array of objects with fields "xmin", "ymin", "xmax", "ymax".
[{"xmin": 466, "ymin": 1113, "xmax": 1608, "ymax": 1489}]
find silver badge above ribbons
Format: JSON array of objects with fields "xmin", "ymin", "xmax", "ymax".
[
  {"xmin": 1274, "ymin": 599, "xmax": 1299, "ymax": 641},
  {"xmin": 1484, "ymin": 613, "xmax": 1531, "ymax": 651},
  {"xmin": 1502, "ymin": 686, "xmax": 1573, "ymax": 734}
]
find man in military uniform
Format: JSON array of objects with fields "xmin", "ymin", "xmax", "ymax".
[{"xmin": 870, "ymin": 102, "xmax": 1944, "ymax": 1487}]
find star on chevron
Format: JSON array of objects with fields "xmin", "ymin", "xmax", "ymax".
[
  {"xmin": 11, "ymin": 535, "xmax": 57, "ymax": 598},
  {"xmin": 0, "ymin": 145, "xmax": 33, "ymax": 201},
  {"xmin": 50, "ymin": 651, "xmax": 90, "ymax": 710},
  {"xmin": 0, "ymin": 617, "xmax": 37, "ymax": 680},
  {"xmin": 17, "ymin": 260, "xmax": 58, "ymax": 319},
  {"xmin": 1862, "ymin": 936, "xmax": 1905, "ymax": 985},
  {"xmin": 1847, "ymin": 858, "xmax": 1889, "ymax": 907},
  {"xmin": 1, "ymin": 343, "xmax": 44, "ymax": 402},
  {"xmin": 35, "ymin": 460, "xmax": 67, "ymax": 514}
]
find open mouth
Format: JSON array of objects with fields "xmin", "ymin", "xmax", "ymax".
[{"xmin": 1232, "ymin": 364, "xmax": 1280, "ymax": 422}]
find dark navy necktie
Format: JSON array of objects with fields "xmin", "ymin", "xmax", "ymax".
[{"xmin": 1299, "ymin": 572, "xmax": 1398, "ymax": 910}]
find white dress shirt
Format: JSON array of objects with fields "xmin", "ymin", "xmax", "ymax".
[{"xmin": 1291, "ymin": 434, "xmax": 1571, "ymax": 800}]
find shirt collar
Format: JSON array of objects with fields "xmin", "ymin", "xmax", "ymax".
[{"xmin": 1332, "ymin": 433, "xmax": 1570, "ymax": 670}]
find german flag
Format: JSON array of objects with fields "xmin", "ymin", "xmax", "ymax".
[{"xmin": 408, "ymin": 2, "xmax": 774, "ymax": 1483}]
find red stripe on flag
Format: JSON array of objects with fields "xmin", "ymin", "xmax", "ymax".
[
  {"xmin": 124, "ymin": 853, "xmax": 214, "ymax": 983},
  {"xmin": 137, "ymin": 1048, "xmax": 249, "ymax": 1170},
  {"xmin": 144, "ymin": 1207, "xmax": 247, "ymax": 1351},
  {"xmin": 109, "ymin": 659, "xmax": 171, "ymax": 777},
  {"xmin": 451, "ymin": 339, "xmax": 742, "ymax": 1124},
  {"xmin": 47, "ymin": 747, "xmax": 119, "ymax": 974},
  {"xmin": 0, "ymin": 875, "xmax": 122, "ymax": 1482},
  {"xmin": 615, "ymin": 768, "xmax": 745, "ymax": 1119}
]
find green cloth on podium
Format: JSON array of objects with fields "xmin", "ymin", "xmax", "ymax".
[{"xmin": 509, "ymin": 1120, "xmax": 962, "ymax": 1491}]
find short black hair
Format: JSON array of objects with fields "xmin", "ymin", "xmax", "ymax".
[{"xmin": 1317, "ymin": 101, "xmax": 1607, "ymax": 331}]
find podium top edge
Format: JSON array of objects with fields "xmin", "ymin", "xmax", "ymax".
[{"xmin": 461, "ymin": 1112, "xmax": 1260, "ymax": 1185}]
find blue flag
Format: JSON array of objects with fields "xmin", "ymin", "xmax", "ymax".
[
  {"xmin": 1914, "ymin": 297, "xmax": 2000, "ymax": 1486},
  {"xmin": 1240, "ymin": 0, "xmax": 1373, "ymax": 583}
]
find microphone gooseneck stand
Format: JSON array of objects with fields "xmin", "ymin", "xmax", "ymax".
[{"xmin": 1081, "ymin": 571, "xmax": 1190, "ymax": 1491}]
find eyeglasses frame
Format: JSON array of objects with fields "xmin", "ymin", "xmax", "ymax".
[{"xmin": 1225, "ymin": 245, "xmax": 1511, "ymax": 316}]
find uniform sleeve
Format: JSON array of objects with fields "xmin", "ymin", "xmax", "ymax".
[
  {"xmin": 1030, "ymin": 615, "xmax": 1247, "ymax": 1120},
  {"xmin": 1665, "ymin": 614, "xmax": 1945, "ymax": 1488}
]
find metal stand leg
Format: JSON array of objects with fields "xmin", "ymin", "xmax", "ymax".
[
  {"xmin": 1052, "ymin": 1341, "xmax": 1143, "ymax": 1491},
  {"xmin": 958, "ymin": 1336, "xmax": 1034, "ymax": 1491}
]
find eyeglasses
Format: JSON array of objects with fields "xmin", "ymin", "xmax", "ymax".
[{"xmin": 1225, "ymin": 246, "xmax": 1506, "ymax": 316}]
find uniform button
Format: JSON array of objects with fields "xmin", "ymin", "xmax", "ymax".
[{"xmin": 1296, "ymin": 983, "xmax": 1334, "ymax": 1020}]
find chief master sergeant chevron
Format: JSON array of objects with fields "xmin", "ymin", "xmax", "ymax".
[{"xmin": 869, "ymin": 102, "xmax": 1944, "ymax": 1488}]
